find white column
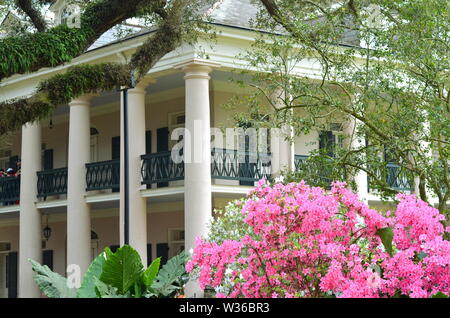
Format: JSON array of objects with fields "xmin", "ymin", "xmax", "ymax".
[
  {"xmin": 346, "ymin": 118, "xmax": 369, "ymax": 202},
  {"xmin": 175, "ymin": 59, "xmax": 220, "ymax": 297},
  {"xmin": 270, "ymin": 90, "xmax": 295, "ymax": 178},
  {"xmin": 18, "ymin": 121, "xmax": 42, "ymax": 298},
  {"xmin": 271, "ymin": 126, "xmax": 295, "ymax": 177},
  {"xmin": 414, "ymin": 114, "xmax": 434, "ymax": 202},
  {"xmin": 119, "ymin": 80, "xmax": 152, "ymax": 263},
  {"xmin": 67, "ymin": 96, "xmax": 92, "ymax": 276}
]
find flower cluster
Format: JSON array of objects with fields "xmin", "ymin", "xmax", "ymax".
[{"xmin": 186, "ymin": 180, "xmax": 450, "ymax": 298}]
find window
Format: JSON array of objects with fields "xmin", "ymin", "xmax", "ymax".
[
  {"xmin": 168, "ymin": 228, "xmax": 184, "ymax": 258},
  {"xmin": 60, "ymin": 4, "xmax": 80, "ymax": 27},
  {"xmin": 319, "ymin": 123, "xmax": 344, "ymax": 157}
]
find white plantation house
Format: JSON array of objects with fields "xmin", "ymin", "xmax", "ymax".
[{"xmin": 0, "ymin": 0, "xmax": 429, "ymax": 298}]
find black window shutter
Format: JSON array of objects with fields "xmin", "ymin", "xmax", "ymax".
[
  {"xmin": 43, "ymin": 149, "xmax": 54, "ymax": 171},
  {"xmin": 240, "ymin": 134, "xmax": 255, "ymax": 186},
  {"xmin": 145, "ymin": 131, "xmax": 152, "ymax": 189},
  {"xmin": 42, "ymin": 250, "xmax": 54, "ymax": 271},
  {"xmin": 5, "ymin": 255, "xmax": 8, "ymax": 288},
  {"xmin": 111, "ymin": 136, "xmax": 120, "ymax": 160},
  {"xmin": 111, "ymin": 137, "xmax": 121, "ymax": 192},
  {"xmin": 7, "ymin": 252, "xmax": 18, "ymax": 298},
  {"xmin": 8, "ymin": 156, "xmax": 19, "ymax": 172},
  {"xmin": 384, "ymin": 145, "xmax": 396, "ymax": 164},
  {"xmin": 147, "ymin": 244, "xmax": 152, "ymax": 267},
  {"xmin": 319, "ymin": 131, "xmax": 334, "ymax": 157},
  {"xmin": 157, "ymin": 128, "xmax": 169, "ymax": 153},
  {"xmin": 109, "ymin": 245, "xmax": 120, "ymax": 253},
  {"xmin": 146, "ymin": 130, "xmax": 152, "ymax": 155},
  {"xmin": 157, "ymin": 128, "xmax": 169, "ymax": 188},
  {"xmin": 156, "ymin": 243, "xmax": 169, "ymax": 266}
]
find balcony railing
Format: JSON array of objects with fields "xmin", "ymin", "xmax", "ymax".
[
  {"xmin": 141, "ymin": 151, "xmax": 184, "ymax": 185},
  {"xmin": 294, "ymin": 155, "xmax": 334, "ymax": 186},
  {"xmin": 141, "ymin": 149, "xmax": 272, "ymax": 185},
  {"xmin": 294, "ymin": 155, "xmax": 308, "ymax": 171},
  {"xmin": 369, "ymin": 163, "xmax": 414, "ymax": 192},
  {"xmin": 86, "ymin": 159, "xmax": 120, "ymax": 191},
  {"xmin": 37, "ymin": 168, "xmax": 68, "ymax": 198},
  {"xmin": 0, "ymin": 176, "xmax": 20, "ymax": 204},
  {"xmin": 211, "ymin": 148, "xmax": 271, "ymax": 182}
]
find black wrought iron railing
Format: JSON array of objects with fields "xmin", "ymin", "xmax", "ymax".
[
  {"xmin": 368, "ymin": 163, "xmax": 414, "ymax": 192},
  {"xmin": 0, "ymin": 176, "xmax": 20, "ymax": 204},
  {"xmin": 86, "ymin": 159, "xmax": 120, "ymax": 191},
  {"xmin": 211, "ymin": 148, "xmax": 272, "ymax": 182},
  {"xmin": 141, "ymin": 149, "xmax": 272, "ymax": 185},
  {"xmin": 141, "ymin": 151, "xmax": 184, "ymax": 185},
  {"xmin": 294, "ymin": 155, "xmax": 334, "ymax": 186},
  {"xmin": 294, "ymin": 155, "xmax": 308, "ymax": 171},
  {"xmin": 37, "ymin": 168, "xmax": 68, "ymax": 198}
]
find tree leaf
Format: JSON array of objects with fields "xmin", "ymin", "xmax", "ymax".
[
  {"xmin": 376, "ymin": 227, "xmax": 394, "ymax": 257},
  {"xmin": 29, "ymin": 259, "xmax": 77, "ymax": 298},
  {"xmin": 142, "ymin": 257, "xmax": 161, "ymax": 288},
  {"xmin": 77, "ymin": 251, "xmax": 107, "ymax": 298},
  {"xmin": 99, "ymin": 245, "xmax": 144, "ymax": 294},
  {"xmin": 431, "ymin": 292, "xmax": 448, "ymax": 298}
]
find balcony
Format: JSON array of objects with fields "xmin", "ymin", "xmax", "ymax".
[
  {"xmin": 141, "ymin": 149, "xmax": 272, "ymax": 185},
  {"xmin": 86, "ymin": 159, "xmax": 120, "ymax": 191},
  {"xmin": 37, "ymin": 168, "xmax": 68, "ymax": 198},
  {"xmin": 0, "ymin": 176, "xmax": 20, "ymax": 204},
  {"xmin": 211, "ymin": 148, "xmax": 271, "ymax": 182}
]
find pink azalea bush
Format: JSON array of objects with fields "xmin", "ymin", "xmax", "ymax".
[{"xmin": 186, "ymin": 180, "xmax": 450, "ymax": 298}]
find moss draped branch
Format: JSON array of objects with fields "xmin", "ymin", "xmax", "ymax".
[
  {"xmin": 0, "ymin": 0, "xmax": 188, "ymax": 135},
  {"xmin": 0, "ymin": 0, "xmax": 160, "ymax": 81}
]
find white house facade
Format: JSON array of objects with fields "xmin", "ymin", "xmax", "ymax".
[{"xmin": 0, "ymin": 0, "xmax": 425, "ymax": 298}]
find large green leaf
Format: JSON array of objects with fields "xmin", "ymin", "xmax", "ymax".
[
  {"xmin": 94, "ymin": 277, "xmax": 130, "ymax": 298},
  {"xmin": 142, "ymin": 257, "xmax": 161, "ymax": 288},
  {"xmin": 77, "ymin": 251, "xmax": 107, "ymax": 298},
  {"xmin": 30, "ymin": 259, "xmax": 77, "ymax": 298},
  {"xmin": 376, "ymin": 227, "xmax": 394, "ymax": 257},
  {"xmin": 99, "ymin": 245, "xmax": 144, "ymax": 294},
  {"xmin": 151, "ymin": 251, "xmax": 189, "ymax": 297}
]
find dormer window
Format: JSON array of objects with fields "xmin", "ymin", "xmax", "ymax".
[
  {"xmin": 60, "ymin": 4, "xmax": 80, "ymax": 27},
  {"xmin": 50, "ymin": 0, "xmax": 80, "ymax": 27}
]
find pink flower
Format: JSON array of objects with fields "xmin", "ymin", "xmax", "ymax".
[{"xmin": 187, "ymin": 181, "xmax": 450, "ymax": 298}]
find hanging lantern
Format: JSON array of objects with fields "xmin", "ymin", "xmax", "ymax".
[
  {"xmin": 43, "ymin": 215, "xmax": 52, "ymax": 241},
  {"xmin": 43, "ymin": 225, "xmax": 52, "ymax": 241}
]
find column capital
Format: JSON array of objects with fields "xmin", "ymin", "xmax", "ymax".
[
  {"xmin": 69, "ymin": 94, "xmax": 95, "ymax": 107},
  {"xmin": 127, "ymin": 76, "xmax": 155, "ymax": 95},
  {"xmin": 174, "ymin": 59, "xmax": 221, "ymax": 80}
]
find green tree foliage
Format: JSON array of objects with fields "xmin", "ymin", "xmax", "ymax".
[{"xmin": 229, "ymin": 0, "xmax": 449, "ymax": 219}]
